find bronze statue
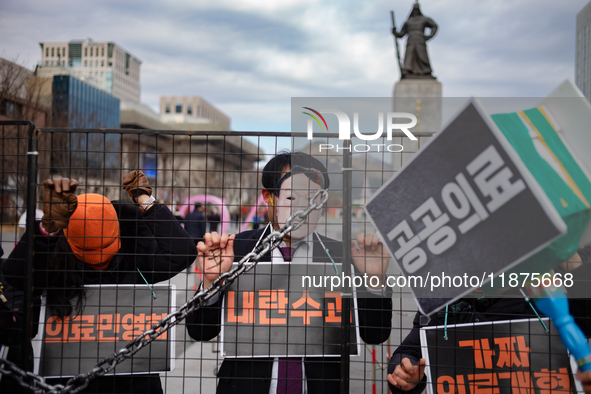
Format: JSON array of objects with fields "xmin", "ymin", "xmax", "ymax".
[{"xmin": 392, "ymin": 2, "xmax": 438, "ymax": 79}]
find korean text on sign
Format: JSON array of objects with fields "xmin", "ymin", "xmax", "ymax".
[
  {"xmin": 44, "ymin": 313, "xmax": 168, "ymax": 343},
  {"xmin": 227, "ymin": 290, "xmax": 347, "ymax": 326},
  {"xmin": 387, "ymin": 145, "xmax": 526, "ymax": 274}
]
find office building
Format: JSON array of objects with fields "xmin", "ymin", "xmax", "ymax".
[
  {"xmin": 52, "ymin": 75, "xmax": 120, "ymax": 128},
  {"xmin": 39, "ymin": 39, "xmax": 141, "ymax": 103},
  {"xmin": 160, "ymin": 96, "xmax": 231, "ymax": 130},
  {"xmin": 120, "ymin": 99, "xmax": 258, "ymax": 214},
  {"xmin": 0, "ymin": 58, "xmax": 50, "ymax": 126}
]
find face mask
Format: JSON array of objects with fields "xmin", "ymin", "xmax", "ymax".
[{"xmin": 275, "ymin": 173, "xmax": 322, "ymax": 240}]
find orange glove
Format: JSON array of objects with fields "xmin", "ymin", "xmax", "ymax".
[
  {"xmin": 41, "ymin": 178, "xmax": 79, "ymax": 233},
  {"xmin": 122, "ymin": 170, "xmax": 152, "ymax": 202}
]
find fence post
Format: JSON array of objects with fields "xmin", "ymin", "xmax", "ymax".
[
  {"xmin": 340, "ymin": 140, "xmax": 352, "ymax": 394},
  {"xmin": 22, "ymin": 121, "xmax": 38, "ymax": 369}
]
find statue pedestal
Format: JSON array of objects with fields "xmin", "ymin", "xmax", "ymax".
[
  {"xmin": 392, "ymin": 78, "xmax": 442, "ymax": 170},
  {"xmin": 393, "ymin": 78, "xmax": 442, "ymax": 134}
]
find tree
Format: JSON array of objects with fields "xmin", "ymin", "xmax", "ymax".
[
  {"xmin": 0, "ymin": 57, "xmax": 51, "ymax": 223},
  {"xmin": 0, "ymin": 57, "xmax": 50, "ymax": 125}
]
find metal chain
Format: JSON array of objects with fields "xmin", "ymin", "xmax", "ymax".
[{"xmin": 0, "ymin": 189, "xmax": 329, "ymax": 394}]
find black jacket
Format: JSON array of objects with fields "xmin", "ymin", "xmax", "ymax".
[
  {"xmin": 187, "ymin": 227, "xmax": 393, "ymax": 394},
  {"xmin": 1, "ymin": 202, "xmax": 197, "ymax": 394},
  {"xmin": 185, "ymin": 209, "xmax": 206, "ymax": 241}
]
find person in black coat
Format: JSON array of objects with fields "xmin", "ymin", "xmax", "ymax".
[
  {"xmin": 387, "ymin": 244, "xmax": 591, "ymax": 394},
  {"xmin": 0, "ymin": 171, "xmax": 197, "ymax": 394},
  {"xmin": 0, "ymin": 246, "xmax": 41, "ymax": 394},
  {"xmin": 185, "ymin": 203, "xmax": 206, "ymax": 244},
  {"xmin": 207, "ymin": 206, "xmax": 221, "ymax": 233},
  {"xmin": 186, "ymin": 151, "xmax": 393, "ymax": 394},
  {"xmin": 386, "ymin": 297, "xmax": 541, "ymax": 393}
]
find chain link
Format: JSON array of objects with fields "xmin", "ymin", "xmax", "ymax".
[{"xmin": 0, "ymin": 189, "xmax": 329, "ymax": 393}]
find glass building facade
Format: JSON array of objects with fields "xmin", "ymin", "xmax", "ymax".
[
  {"xmin": 52, "ymin": 75, "xmax": 121, "ymax": 178},
  {"xmin": 52, "ymin": 75, "xmax": 120, "ymax": 128}
]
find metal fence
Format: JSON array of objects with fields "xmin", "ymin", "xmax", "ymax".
[{"xmin": 0, "ymin": 121, "xmax": 434, "ymax": 393}]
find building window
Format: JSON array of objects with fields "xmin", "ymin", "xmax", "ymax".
[
  {"xmin": 100, "ymin": 72, "xmax": 104, "ymax": 77},
  {"xmin": 175, "ymin": 102, "xmax": 183, "ymax": 113},
  {"xmin": 84, "ymin": 47, "xmax": 88, "ymax": 57},
  {"xmin": 101, "ymin": 60, "xmax": 104, "ymax": 67},
  {"xmin": 84, "ymin": 60, "xmax": 88, "ymax": 67},
  {"xmin": 90, "ymin": 47, "xmax": 94, "ymax": 57},
  {"xmin": 187, "ymin": 103, "xmax": 193, "ymax": 115},
  {"xmin": 89, "ymin": 61, "xmax": 93, "ymax": 68},
  {"xmin": 45, "ymin": 61, "xmax": 49, "ymax": 66},
  {"xmin": 50, "ymin": 60, "xmax": 54, "ymax": 66},
  {"xmin": 165, "ymin": 102, "xmax": 171, "ymax": 114},
  {"xmin": 51, "ymin": 47, "xmax": 54, "ymax": 57},
  {"xmin": 45, "ymin": 48, "xmax": 49, "ymax": 57},
  {"xmin": 63, "ymin": 47, "xmax": 66, "ymax": 56}
]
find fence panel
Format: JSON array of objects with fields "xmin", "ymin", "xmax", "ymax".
[{"xmin": 0, "ymin": 124, "xmax": 433, "ymax": 393}]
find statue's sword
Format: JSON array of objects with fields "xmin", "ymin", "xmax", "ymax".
[{"xmin": 391, "ymin": 11, "xmax": 403, "ymax": 75}]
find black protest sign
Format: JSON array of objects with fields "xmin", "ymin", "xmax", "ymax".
[
  {"xmin": 364, "ymin": 99, "xmax": 565, "ymax": 315},
  {"xmin": 221, "ymin": 263, "xmax": 360, "ymax": 357},
  {"xmin": 35, "ymin": 285, "xmax": 175, "ymax": 377},
  {"xmin": 421, "ymin": 318, "xmax": 576, "ymax": 394}
]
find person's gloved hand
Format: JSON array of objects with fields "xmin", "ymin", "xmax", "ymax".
[
  {"xmin": 122, "ymin": 170, "xmax": 152, "ymax": 202},
  {"xmin": 41, "ymin": 178, "xmax": 79, "ymax": 233}
]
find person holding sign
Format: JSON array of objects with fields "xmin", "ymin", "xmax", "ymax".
[
  {"xmin": 387, "ymin": 282, "xmax": 591, "ymax": 393},
  {"xmin": 1, "ymin": 170, "xmax": 197, "ymax": 394},
  {"xmin": 187, "ymin": 151, "xmax": 393, "ymax": 394},
  {"xmin": 386, "ymin": 296, "xmax": 541, "ymax": 393}
]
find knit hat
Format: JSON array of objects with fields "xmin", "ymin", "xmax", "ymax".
[{"xmin": 63, "ymin": 193, "xmax": 121, "ymax": 270}]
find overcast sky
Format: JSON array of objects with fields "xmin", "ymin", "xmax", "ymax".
[{"xmin": 0, "ymin": 0, "xmax": 587, "ymax": 133}]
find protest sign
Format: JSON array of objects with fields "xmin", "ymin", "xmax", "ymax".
[
  {"xmin": 539, "ymin": 79, "xmax": 591, "ymax": 248},
  {"xmin": 421, "ymin": 318, "xmax": 578, "ymax": 394},
  {"xmin": 488, "ymin": 101, "xmax": 591, "ymax": 282},
  {"xmin": 34, "ymin": 284, "xmax": 175, "ymax": 377},
  {"xmin": 365, "ymin": 99, "xmax": 566, "ymax": 315},
  {"xmin": 221, "ymin": 262, "xmax": 360, "ymax": 358}
]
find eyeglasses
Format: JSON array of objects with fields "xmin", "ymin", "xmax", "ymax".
[{"xmin": 274, "ymin": 166, "xmax": 326, "ymax": 194}]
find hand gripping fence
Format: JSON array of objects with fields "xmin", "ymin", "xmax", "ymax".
[{"xmin": 0, "ymin": 189, "xmax": 330, "ymax": 394}]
